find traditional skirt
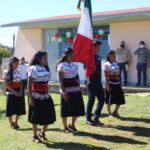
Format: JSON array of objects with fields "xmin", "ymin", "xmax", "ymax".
[
  {"xmin": 28, "ymin": 96, "xmax": 56, "ymax": 125},
  {"xmin": 6, "ymin": 89, "xmax": 26, "ymax": 117},
  {"xmin": 106, "ymin": 83, "xmax": 125, "ymax": 105},
  {"xmin": 61, "ymin": 76, "xmax": 85, "ymax": 117}
]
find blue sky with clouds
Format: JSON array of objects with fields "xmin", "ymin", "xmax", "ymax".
[{"xmin": 0, "ymin": 0, "xmax": 150, "ymax": 46}]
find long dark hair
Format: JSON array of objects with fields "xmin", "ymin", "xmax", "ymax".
[
  {"xmin": 7, "ymin": 57, "xmax": 19, "ymax": 81},
  {"xmin": 29, "ymin": 50, "xmax": 49, "ymax": 71},
  {"xmin": 56, "ymin": 48, "xmax": 73, "ymax": 71},
  {"xmin": 106, "ymin": 50, "xmax": 116, "ymax": 62}
]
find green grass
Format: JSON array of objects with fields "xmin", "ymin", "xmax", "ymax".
[{"xmin": 0, "ymin": 94, "xmax": 150, "ymax": 150}]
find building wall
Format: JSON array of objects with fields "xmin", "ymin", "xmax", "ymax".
[
  {"xmin": 43, "ymin": 28, "xmax": 86, "ymax": 82},
  {"xmin": 14, "ymin": 29, "xmax": 43, "ymax": 62},
  {"xmin": 110, "ymin": 20, "xmax": 150, "ymax": 85},
  {"xmin": 44, "ymin": 29, "xmax": 59, "ymax": 81}
]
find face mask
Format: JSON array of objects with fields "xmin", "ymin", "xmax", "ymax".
[
  {"xmin": 120, "ymin": 44, "xmax": 125, "ymax": 48},
  {"xmin": 140, "ymin": 45, "xmax": 144, "ymax": 48}
]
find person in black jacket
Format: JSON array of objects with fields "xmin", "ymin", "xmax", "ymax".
[{"xmin": 86, "ymin": 40, "xmax": 105, "ymax": 126}]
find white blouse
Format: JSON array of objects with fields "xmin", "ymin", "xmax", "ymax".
[
  {"xmin": 3, "ymin": 69, "xmax": 21, "ymax": 82},
  {"xmin": 28, "ymin": 65, "xmax": 50, "ymax": 83},
  {"xmin": 28, "ymin": 65, "xmax": 51, "ymax": 100},
  {"xmin": 103, "ymin": 61, "xmax": 119, "ymax": 75},
  {"xmin": 57, "ymin": 62, "xmax": 78, "ymax": 79}
]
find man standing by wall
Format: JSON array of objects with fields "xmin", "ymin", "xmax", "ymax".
[
  {"xmin": 116, "ymin": 41, "xmax": 131, "ymax": 86},
  {"xmin": 86, "ymin": 41, "xmax": 105, "ymax": 126},
  {"xmin": 18, "ymin": 57, "xmax": 28, "ymax": 94},
  {"xmin": 134, "ymin": 41, "xmax": 150, "ymax": 87}
]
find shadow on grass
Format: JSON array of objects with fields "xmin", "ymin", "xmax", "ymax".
[
  {"xmin": 74, "ymin": 131, "xmax": 147, "ymax": 145},
  {"xmin": 47, "ymin": 128, "xmax": 61, "ymax": 132},
  {"xmin": 107, "ymin": 125, "xmax": 150, "ymax": 137},
  {"xmin": 49, "ymin": 128, "xmax": 147, "ymax": 145},
  {"xmin": 120, "ymin": 117, "xmax": 150, "ymax": 124},
  {"xmin": 90, "ymin": 113, "xmax": 108, "ymax": 118},
  {"xmin": 45, "ymin": 142, "xmax": 108, "ymax": 150},
  {"xmin": 18, "ymin": 128, "xmax": 32, "ymax": 131}
]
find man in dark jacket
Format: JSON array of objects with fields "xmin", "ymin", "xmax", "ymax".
[{"xmin": 86, "ymin": 40, "xmax": 105, "ymax": 126}]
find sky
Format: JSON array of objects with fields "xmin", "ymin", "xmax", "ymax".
[{"xmin": 0, "ymin": 0, "xmax": 150, "ymax": 47}]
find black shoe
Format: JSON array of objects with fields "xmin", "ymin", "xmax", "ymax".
[
  {"xmin": 94, "ymin": 120, "xmax": 104, "ymax": 126},
  {"xmin": 112, "ymin": 111, "xmax": 120, "ymax": 118},
  {"xmin": 86, "ymin": 120, "xmax": 97, "ymax": 126}
]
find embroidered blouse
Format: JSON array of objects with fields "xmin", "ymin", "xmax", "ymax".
[
  {"xmin": 3, "ymin": 69, "xmax": 22, "ymax": 93},
  {"xmin": 28, "ymin": 65, "xmax": 51, "ymax": 100},
  {"xmin": 103, "ymin": 61, "xmax": 120, "ymax": 84},
  {"xmin": 57, "ymin": 62, "xmax": 78, "ymax": 79},
  {"xmin": 57, "ymin": 62, "xmax": 81, "ymax": 93}
]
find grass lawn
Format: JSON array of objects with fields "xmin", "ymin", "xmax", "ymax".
[{"xmin": 0, "ymin": 93, "xmax": 150, "ymax": 150}]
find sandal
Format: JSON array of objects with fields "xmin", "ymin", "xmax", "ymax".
[
  {"xmin": 10, "ymin": 122, "xmax": 15, "ymax": 129},
  {"xmin": 12, "ymin": 122, "xmax": 20, "ymax": 129},
  {"xmin": 32, "ymin": 136, "xmax": 43, "ymax": 143},
  {"xmin": 62, "ymin": 127, "xmax": 71, "ymax": 133},
  {"xmin": 39, "ymin": 131, "xmax": 48, "ymax": 143},
  {"xmin": 68, "ymin": 124, "xmax": 78, "ymax": 133},
  {"xmin": 14, "ymin": 124, "xmax": 20, "ymax": 129}
]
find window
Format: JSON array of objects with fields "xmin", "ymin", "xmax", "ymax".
[
  {"xmin": 58, "ymin": 28, "xmax": 76, "ymax": 57},
  {"xmin": 58, "ymin": 26, "xmax": 110, "ymax": 59},
  {"xmin": 93, "ymin": 26, "xmax": 110, "ymax": 59}
]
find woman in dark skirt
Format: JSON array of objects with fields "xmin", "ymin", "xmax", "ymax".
[
  {"xmin": 28, "ymin": 51, "xmax": 56, "ymax": 143},
  {"xmin": 103, "ymin": 50, "xmax": 125, "ymax": 118},
  {"xmin": 3, "ymin": 57, "xmax": 25, "ymax": 129},
  {"xmin": 56, "ymin": 48, "xmax": 85, "ymax": 133}
]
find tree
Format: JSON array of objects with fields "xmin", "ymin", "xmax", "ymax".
[{"xmin": 0, "ymin": 47, "xmax": 11, "ymax": 65}]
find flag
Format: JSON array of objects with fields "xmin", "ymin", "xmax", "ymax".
[{"xmin": 73, "ymin": 0, "xmax": 95, "ymax": 77}]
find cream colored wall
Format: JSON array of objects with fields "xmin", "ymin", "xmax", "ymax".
[
  {"xmin": 14, "ymin": 29, "xmax": 43, "ymax": 62},
  {"xmin": 110, "ymin": 21, "xmax": 150, "ymax": 85}
]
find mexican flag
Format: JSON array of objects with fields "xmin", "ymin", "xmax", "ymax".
[{"xmin": 73, "ymin": 0, "xmax": 96, "ymax": 77}]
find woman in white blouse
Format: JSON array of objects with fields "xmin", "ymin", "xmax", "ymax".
[
  {"xmin": 28, "ymin": 51, "xmax": 56, "ymax": 143},
  {"xmin": 3, "ymin": 57, "xmax": 25, "ymax": 129},
  {"xmin": 103, "ymin": 50, "xmax": 125, "ymax": 118},
  {"xmin": 56, "ymin": 48, "xmax": 85, "ymax": 133}
]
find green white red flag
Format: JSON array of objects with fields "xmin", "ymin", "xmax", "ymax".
[{"xmin": 73, "ymin": 0, "xmax": 96, "ymax": 77}]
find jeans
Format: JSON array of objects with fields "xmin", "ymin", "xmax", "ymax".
[
  {"xmin": 118, "ymin": 63, "xmax": 128, "ymax": 86},
  {"xmin": 86, "ymin": 84, "xmax": 105, "ymax": 121},
  {"xmin": 136, "ymin": 63, "xmax": 147, "ymax": 86}
]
